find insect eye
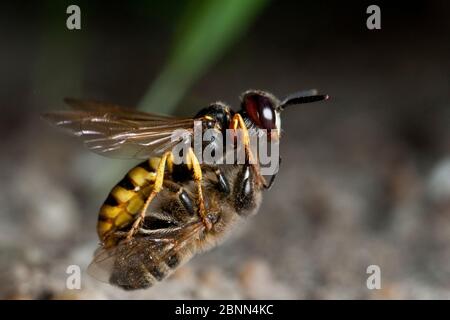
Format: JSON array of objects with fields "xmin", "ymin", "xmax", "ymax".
[{"xmin": 243, "ymin": 94, "xmax": 276, "ymax": 130}]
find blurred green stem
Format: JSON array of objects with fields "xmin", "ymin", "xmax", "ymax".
[{"xmin": 139, "ymin": 0, "xmax": 269, "ymax": 113}]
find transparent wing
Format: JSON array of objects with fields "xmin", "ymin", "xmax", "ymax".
[
  {"xmin": 87, "ymin": 222, "xmax": 204, "ymax": 286},
  {"xmin": 63, "ymin": 98, "xmax": 174, "ymax": 121},
  {"xmin": 42, "ymin": 98, "xmax": 195, "ymax": 159}
]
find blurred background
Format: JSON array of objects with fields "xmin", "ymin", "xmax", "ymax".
[{"xmin": 1, "ymin": 0, "xmax": 450, "ymax": 299}]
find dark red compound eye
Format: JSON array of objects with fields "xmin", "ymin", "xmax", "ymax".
[{"xmin": 243, "ymin": 94, "xmax": 276, "ymax": 130}]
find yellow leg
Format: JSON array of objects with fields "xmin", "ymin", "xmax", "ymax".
[
  {"xmin": 231, "ymin": 114, "xmax": 256, "ymax": 165},
  {"xmin": 187, "ymin": 148, "xmax": 212, "ymax": 230},
  {"xmin": 231, "ymin": 114, "xmax": 267, "ymax": 187},
  {"xmin": 125, "ymin": 148, "xmax": 211, "ymax": 241},
  {"xmin": 125, "ymin": 151, "xmax": 173, "ymax": 241}
]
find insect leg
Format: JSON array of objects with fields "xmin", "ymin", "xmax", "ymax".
[
  {"xmin": 234, "ymin": 163, "xmax": 255, "ymax": 213},
  {"xmin": 214, "ymin": 168, "xmax": 230, "ymax": 194},
  {"xmin": 162, "ymin": 180, "xmax": 196, "ymax": 217},
  {"xmin": 263, "ymin": 156, "xmax": 281, "ymax": 190},
  {"xmin": 125, "ymin": 151, "xmax": 174, "ymax": 241},
  {"xmin": 230, "ymin": 113, "xmax": 267, "ymax": 187},
  {"xmin": 186, "ymin": 147, "xmax": 212, "ymax": 230},
  {"xmin": 231, "ymin": 113, "xmax": 255, "ymax": 164}
]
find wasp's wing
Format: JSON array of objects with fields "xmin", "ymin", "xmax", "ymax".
[
  {"xmin": 87, "ymin": 223, "xmax": 204, "ymax": 289},
  {"xmin": 42, "ymin": 99, "xmax": 195, "ymax": 159},
  {"xmin": 63, "ymin": 98, "xmax": 173, "ymax": 121}
]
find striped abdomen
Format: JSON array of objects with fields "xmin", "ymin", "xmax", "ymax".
[{"xmin": 97, "ymin": 158, "xmax": 161, "ymax": 246}]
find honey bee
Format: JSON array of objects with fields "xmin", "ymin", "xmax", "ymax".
[{"xmin": 43, "ymin": 89, "xmax": 328, "ymax": 290}]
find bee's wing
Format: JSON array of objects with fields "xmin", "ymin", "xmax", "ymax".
[
  {"xmin": 87, "ymin": 222, "xmax": 204, "ymax": 287},
  {"xmin": 42, "ymin": 99, "xmax": 195, "ymax": 159}
]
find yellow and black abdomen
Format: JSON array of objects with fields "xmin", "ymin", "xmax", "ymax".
[{"xmin": 97, "ymin": 158, "xmax": 162, "ymax": 246}]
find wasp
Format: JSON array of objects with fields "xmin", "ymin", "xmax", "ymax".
[{"xmin": 43, "ymin": 89, "xmax": 328, "ymax": 290}]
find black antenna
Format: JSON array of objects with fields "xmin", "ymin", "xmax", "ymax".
[{"xmin": 278, "ymin": 89, "xmax": 329, "ymax": 111}]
